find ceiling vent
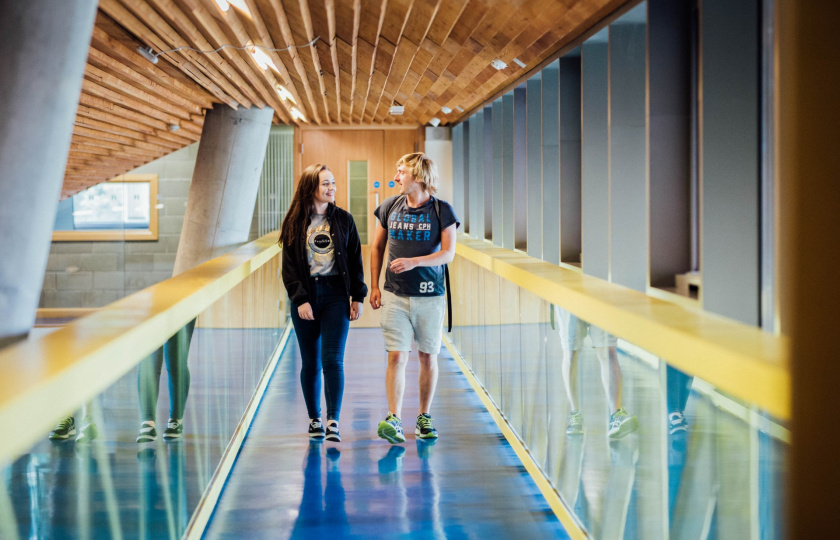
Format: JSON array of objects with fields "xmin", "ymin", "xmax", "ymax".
[
  {"xmin": 440, "ymin": 106, "xmax": 452, "ymax": 114},
  {"xmin": 389, "ymin": 105, "xmax": 405, "ymax": 116}
]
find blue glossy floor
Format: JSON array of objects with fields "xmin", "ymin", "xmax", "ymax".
[{"xmin": 204, "ymin": 328, "xmax": 569, "ymax": 539}]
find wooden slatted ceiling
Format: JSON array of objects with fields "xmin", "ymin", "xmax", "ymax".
[{"xmin": 63, "ymin": 0, "xmax": 628, "ymax": 198}]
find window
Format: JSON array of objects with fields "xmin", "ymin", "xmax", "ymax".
[{"xmin": 52, "ymin": 174, "xmax": 159, "ymax": 241}]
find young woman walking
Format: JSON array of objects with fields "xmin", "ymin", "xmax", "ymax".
[{"xmin": 281, "ymin": 164, "xmax": 367, "ymax": 442}]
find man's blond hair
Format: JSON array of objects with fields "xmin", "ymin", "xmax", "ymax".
[{"xmin": 397, "ymin": 152, "xmax": 438, "ymax": 195}]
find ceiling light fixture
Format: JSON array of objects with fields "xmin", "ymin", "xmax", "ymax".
[
  {"xmin": 440, "ymin": 106, "xmax": 452, "ymax": 114},
  {"xmin": 137, "ymin": 46, "xmax": 158, "ymax": 64},
  {"xmin": 490, "ymin": 59, "xmax": 507, "ymax": 70},
  {"xmin": 428, "ymin": 117, "xmax": 441, "ymax": 127},
  {"xmin": 215, "ymin": 0, "xmax": 230, "ymax": 11},
  {"xmin": 290, "ymin": 107, "xmax": 307, "ymax": 122},
  {"xmin": 455, "ymin": 106, "xmax": 464, "ymax": 112},
  {"xmin": 389, "ymin": 105, "xmax": 404, "ymax": 116},
  {"xmin": 169, "ymin": 124, "xmax": 180, "ymax": 132},
  {"xmin": 275, "ymin": 85, "xmax": 297, "ymax": 104},
  {"xmin": 512, "ymin": 57, "xmax": 526, "ymax": 68}
]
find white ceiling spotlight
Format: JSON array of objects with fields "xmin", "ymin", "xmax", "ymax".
[
  {"xmin": 490, "ymin": 59, "xmax": 507, "ymax": 70},
  {"xmin": 389, "ymin": 104, "xmax": 405, "ymax": 116},
  {"xmin": 215, "ymin": 0, "xmax": 230, "ymax": 11},
  {"xmin": 136, "ymin": 46, "xmax": 158, "ymax": 64},
  {"xmin": 429, "ymin": 117, "xmax": 441, "ymax": 127},
  {"xmin": 168, "ymin": 124, "xmax": 180, "ymax": 132},
  {"xmin": 440, "ymin": 106, "xmax": 452, "ymax": 114},
  {"xmin": 512, "ymin": 57, "xmax": 526, "ymax": 68}
]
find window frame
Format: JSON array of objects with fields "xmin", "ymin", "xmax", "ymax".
[{"xmin": 52, "ymin": 174, "xmax": 159, "ymax": 242}]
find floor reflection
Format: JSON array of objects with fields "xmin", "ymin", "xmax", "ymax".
[{"xmin": 1, "ymin": 328, "xmax": 280, "ymax": 539}]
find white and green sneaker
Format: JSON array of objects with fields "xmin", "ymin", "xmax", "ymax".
[
  {"xmin": 377, "ymin": 413, "xmax": 406, "ymax": 444},
  {"xmin": 415, "ymin": 413, "xmax": 439, "ymax": 439},
  {"xmin": 75, "ymin": 417, "xmax": 98, "ymax": 444},
  {"xmin": 566, "ymin": 410, "xmax": 584, "ymax": 436},
  {"xmin": 49, "ymin": 416, "xmax": 76, "ymax": 440},
  {"xmin": 608, "ymin": 407, "xmax": 639, "ymax": 439}
]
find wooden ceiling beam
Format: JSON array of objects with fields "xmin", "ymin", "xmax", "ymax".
[
  {"xmin": 87, "ymin": 47, "xmax": 205, "ymax": 114},
  {"xmin": 365, "ymin": 0, "xmax": 416, "ymax": 123},
  {"xmin": 359, "ymin": 0, "xmax": 389, "ymax": 123},
  {"xmin": 242, "ymin": 0, "xmax": 307, "ymax": 119},
  {"xmin": 371, "ymin": 0, "xmax": 441, "ymax": 124},
  {"xmin": 265, "ymin": 0, "xmax": 323, "ymax": 124},
  {"xmin": 170, "ymin": 0, "xmax": 293, "ymax": 124},
  {"xmin": 81, "ymin": 79, "xmax": 189, "ymax": 125},
  {"xmin": 84, "ymin": 63, "xmax": 199, "ymax": 120},
  {"xmin": 79, "ymin": 92, "xmax": 171, "ymax": 131},
  {"xmin": 298, "ymin": 0, "xmax": 332, "ymax": 123},
  {"xmin": 348, "ymin": 0, "xmax": 362, "ymax": 121},
  {"xmin": 89, "ymin": 25, "xmax": 216, "ymax": 108},
  {"xmin": 141, "ymin": 0, "xmax": 266, "ymax": 109},
  {"xmin": 325, "ymin": 0, "xmax": 343, "ymax": 121},
  {"xmin": 98, "ymin": 0, "xmax": 242, "ymax": 108}
]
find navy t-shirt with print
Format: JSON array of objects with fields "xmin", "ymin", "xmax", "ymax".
[{"xmin": 374, "ymin": 195, "xmax": 460, "ymax": 297}]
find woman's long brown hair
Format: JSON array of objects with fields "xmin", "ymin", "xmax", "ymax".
[{"xmin": 279, "ymin": 163, "xmax": 331, "ymax": 246}]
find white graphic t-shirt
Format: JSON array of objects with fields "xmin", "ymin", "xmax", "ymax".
[{"xmin": 306, "ymin": 214, "xmax": 337, "ymax": 276}]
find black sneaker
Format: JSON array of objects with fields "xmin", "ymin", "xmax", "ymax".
[
  {"xmin": 49, "ymin": 416, "xmax": 76, "ymax": 440},
  {"xmin": 325, "ymin": 420, "xmax": 341, "ymax": 442},
  {"xmin": 163, "ymin": 419, "xmax": 183, "ymax": 440},
  {"xmin": 309, "ymin": 419, "xmax": 326, "ymax": 438},
  {"xmin": 377, "ymin": 413, "xmax": 405, "ymax": 444},
  {"xmin": 415, "ymin": 413, "xmax": 439, "ymax": 439},
  {"xmin": 136, "ymin": 421, "xmax": 157, "ymax": 443}
]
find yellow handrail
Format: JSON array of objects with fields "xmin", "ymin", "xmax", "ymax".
[
  {"xmin": 454, "ymin": 235, "xmax": 790, "ymax": 421},
  {"xmin": 0, "ymin": 233, "xmax": 281, "ymax": 465}
]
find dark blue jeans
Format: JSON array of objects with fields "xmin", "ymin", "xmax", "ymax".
[
  {"xmin": 138, "ymin": 318, "xmax": 196, "ymax": 421},
  {"xmin": 290, "ymin": 276, "xmax": 350, "ymax": 422}
]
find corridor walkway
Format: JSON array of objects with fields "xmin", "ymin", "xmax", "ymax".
[{"xmin": 204, "ymin": 328, "xmax": 569, "ymax": 539}]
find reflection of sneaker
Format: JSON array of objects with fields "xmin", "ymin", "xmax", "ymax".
[
  {"xmin": 566, "ymin": 410, "xmax": 584, "ymax": 436},
  {"xmin": 415, "ymin": 413, "xmax": 438, "ymax": 439},
  {"xmin": 668, "ymin": 411, "xmax": 688, "ymax": 434},
  {"xmin": 309, "ymin": 419, "xmax": 326, "ymax": 439},
  {"xmin": 378, "ymin": 446, "xmax": 406, "ymax": 475},
  {"xmin": 416, "ymin": 438, "xmax": 437, "ymax": 460},
  {"xmin": 326, "ymin": 447, "xmax": 341, "ymax": 471},
  {"xmin": 75, "ymin": 417, "xmax": 98, "ymax": 444},
  {"xmin": 136, "ymin": 421, "xmax": 157, "ymax": 443},
  {"xmin": 609, "ymin": 439, "xmax": 640, "ymax": 467},
  {"xmin": 377, "ymin": 413, "xmax": 405, "ymax": 444},
  {"xmin": 49, "ymin": 416, "xmax": 76, "ymax": 440},
  {"xmin": 325, "ymin": 420, "xmax": 341, "ymax": 442},
  {"xmin": 163, "ymin": 419, "xmax": 183, "ymax": 440},
  {"xmin": 136, "ymin": 447, "xmax": 156, "ymax": 462},
  {"xmin": 608, "ymin": 408, "xmax": 639, "ymax": 439}
]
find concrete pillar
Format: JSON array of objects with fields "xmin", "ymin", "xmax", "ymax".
[
  {"xmin": 173, "ymin": 106, "xmax": 274, "ymax": 275},
  {"xmin": 0, "ymin": 0, "xmax": 98, "ymax": 347}
]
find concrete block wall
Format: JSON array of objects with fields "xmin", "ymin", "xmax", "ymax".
[{"xmin": 40, "ymin": 144, "xmax": 198, "ymax": 308}]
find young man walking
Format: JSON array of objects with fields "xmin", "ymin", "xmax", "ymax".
[{"xmin": 369, "ymin": 152, "xmax": 459, "ymax": 444}]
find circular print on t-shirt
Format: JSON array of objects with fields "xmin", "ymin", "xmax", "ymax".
[{"xmin": 308, "ymin": 224, "xmax": 333, "ymax": 255}]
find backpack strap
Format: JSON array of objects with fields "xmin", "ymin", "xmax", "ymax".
[{"xmin": 432, "ymin": 197, "xmax": 452, "ymax": 333}]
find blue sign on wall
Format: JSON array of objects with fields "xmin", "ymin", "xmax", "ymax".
[
  {"xmin": 388, "ymin": 181, "xmax": 395, "ymax": 188},
  {"xmin": 374, "ymin": 181, "xmax": 380, "ymax": 188}
]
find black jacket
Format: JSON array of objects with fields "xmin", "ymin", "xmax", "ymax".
[{"xmin": 281, "ymin": 204, "xmax": 368, "ymax": 306}]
